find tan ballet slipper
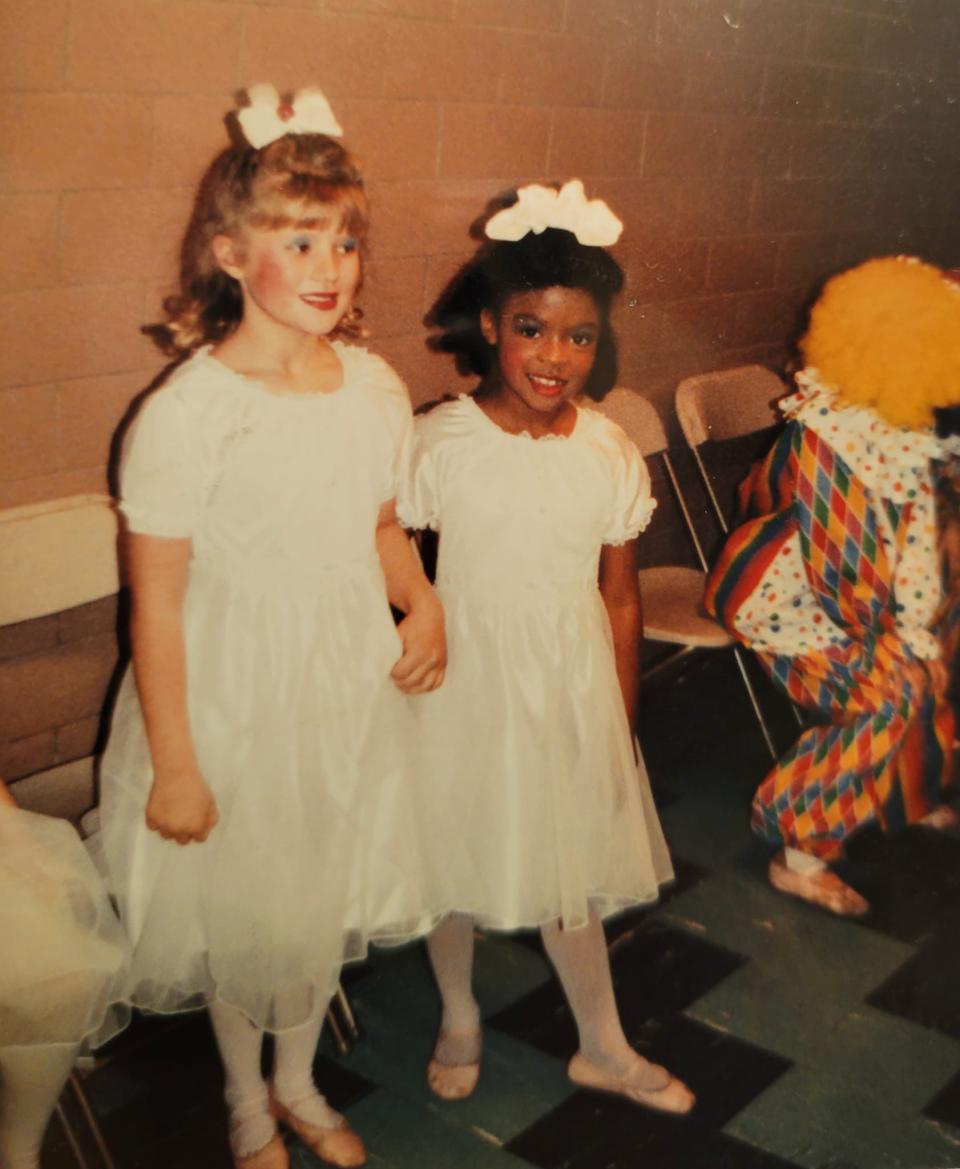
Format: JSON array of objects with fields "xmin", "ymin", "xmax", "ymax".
[
  {"xmin": 768, "ymin": 853, "xmax": 868, "ymax": 916},
  {"xmin": 270, "ymin": 1096, "xmax": 366, "ymax": 1169},
  {"xmin": 234, "ymin": 1135, "xmax": 289, "ymax": 1169},
  {"xmin": 426, "ymin": 1030, "xmax": 481, "ymax": 1100},
  {"xmin": 568, "ymin": 1052, "xmax": 695, "ymax": 1115},
  {"xmin": 917, "ymin": 804, "xmax": 959, "ymax": 830}
]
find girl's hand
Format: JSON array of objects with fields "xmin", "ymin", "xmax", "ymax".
[
  {"xmin": 391, "ymin": 591, "xmax": 447, "ymax": 694},
  {"xmin": 145, "ymin": 768, "xmax": 219, "ymax": 845}
]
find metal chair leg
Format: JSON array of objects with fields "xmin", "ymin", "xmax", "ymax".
[
  {"xmin": 732, "ymin": 646, "xmax": 779, "ymax": 762},
  {"xmin": 325, "ymin": 1005, "xmax": 348, "ymax": 1055},
  {"xmin": 67, "ymin": 1073, "xmax": 117, "ymax": 1169},
  {"xmin": 325, "ymin": 982, "xmax": 360, "ymax": 1055},
  {"xmin": 640, "ymin": 644, "xmax": 697, "ymax": 682},
  {"xmin": 54, "ymin": 1098, "xmax": 93, "ymax": 1169},
  {"xmin": 333, "ymin": 984, "xmax": 359, "ymax": 1043},
  {"xmin": 53, "ymin": 1072, "xmax": 116, "ymax": 1169}
]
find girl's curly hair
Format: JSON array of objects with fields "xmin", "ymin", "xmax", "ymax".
[{"xmin": 150, "ymin": 132, "xmax": 368, "ymax": 357}]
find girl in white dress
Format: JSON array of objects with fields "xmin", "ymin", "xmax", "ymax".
[
  {"xmin": 399, "ymin": 183, "xmax": 693, "ymax": 1114},
  {"xmin": 99, "ymin": 86, "xmax": 445, "ymax": 1169},
  {"xmin": 0, "ymin": 780, "xmax": 129, "ymax": 1169}
]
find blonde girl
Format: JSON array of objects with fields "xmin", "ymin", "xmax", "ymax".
[{"xmin": 100, "ymin": 86, "xmax": 444, "ymax": 1169}]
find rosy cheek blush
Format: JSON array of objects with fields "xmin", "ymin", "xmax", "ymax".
[{"xmin": 252, "ymin": 252, "xmax": 291, "ymax": 295}]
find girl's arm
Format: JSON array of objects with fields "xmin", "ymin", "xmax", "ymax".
[
  {"xmin": 127, "ymin": 532, "xmax": 219, "ymax": 845},
  {"xmin": 0, "ymin": 778, "xmax": 16, "ymax": 809},
  {"xmin": 599, "ymin": 538, "xmax": 642, "ymax": 735},
  {"xmin": 375, "ymin": 499, "xmax": 446, "ymax": 694}
]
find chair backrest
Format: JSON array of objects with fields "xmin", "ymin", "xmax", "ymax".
[
  {"xmin": 675, "ymin": 365, "xmax": 785, "ymax": 449},
  {"xmin": 596, "ymin": 387, "xmax": 710, "ymax": 572},
  {"xmin": 0, "ymin": 494, "xmax": 119, "ymax": 625},
  {"xmin": 675, "ymin": 366, "xmax": 786, "ymax": 537},
  {"xmin": 1, "ymin": 494, "xmax": 119, "ymax": 817},
  {"xmin": 594, "ymin": 386, "xmax": 668, "ymax": 458}
]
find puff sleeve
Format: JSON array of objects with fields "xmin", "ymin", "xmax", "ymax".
[
  {"xmin": 602, "ymin": 431, "xmax": 657, "ymax": 545},
  {"xmin": 119, "ymin": 389, "xmax": 203, "ymax": 538},
  {"xmin": 396, "ymin": 416, "xmax": 440, "ymax": 532}
]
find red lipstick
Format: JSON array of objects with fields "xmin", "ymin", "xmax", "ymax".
[{"xmin": 300, "ymin": 292, "xmax": 339, "ymax": 311}]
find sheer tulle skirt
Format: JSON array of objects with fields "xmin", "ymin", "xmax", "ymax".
[
  {"xmin": 412, "ymin": 582, "xmax": 674, "ymax": 930},
  {"xmin": 0, "ymin": 805, "xmax": 129, "ymax": 1049},
  {"xmin": 100, "ymin": 559, "xmax": 435, "ymax": 1033}
]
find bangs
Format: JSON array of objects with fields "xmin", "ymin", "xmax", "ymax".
[{"xmin": 245, "ymin": 177, "xmax": 368, "ymax": 238}]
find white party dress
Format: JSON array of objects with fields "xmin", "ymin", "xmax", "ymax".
[
  {"xmin": 100, "ymin": 343, "xmax": 434, "ymax": 1032},
  {"xmin": 0, "ymin": 804, "xmax": 129, "ymax": 1049},
  {"xmin": 399, "ymin": 395, "xmax": 674, "ymax": 930}
]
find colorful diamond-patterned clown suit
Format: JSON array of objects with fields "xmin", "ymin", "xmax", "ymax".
[{"xmin": 705, "ymin": 382, "xmax": 960, "ymax": 860}]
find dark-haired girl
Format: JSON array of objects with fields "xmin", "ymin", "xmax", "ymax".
[{"xmin": 399, "ymin": 182, "xmax": 694, "ymax": 1114}]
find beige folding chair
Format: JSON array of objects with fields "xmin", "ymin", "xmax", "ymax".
[
  {"xmin": 596, "ymin": 388, "xmax": 778, "ymax": 760},
  {"xmin": 675, "ymin": 365, "xmax": 804, "ymax": 732},
  {"xmin": 674, "ymin": 365, "xmax": 785, "ymax": 536},
  {"xmin": 0, "ymin": 496, "xmax": 360, "ymax": 1166}
]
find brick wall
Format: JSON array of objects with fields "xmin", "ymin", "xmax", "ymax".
[{"xmin": 2, "ymin": 0, "xmax": 959, "ymax": 786}]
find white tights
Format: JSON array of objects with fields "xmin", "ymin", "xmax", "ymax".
[
  {"xmin": 426, "ymin": 916, "xmax": 482, "ymax": 1066},
  {"xmin": 208, "ymin": 1000, "xmax": 337, "ymax": 1157},
  {"xmin": 0, "ymin": 1042, "xmax": 78, "ymax": 1169},
  {"xmin": 427, "ymin": 911, "xmax": 661, "ymax": 1084}
]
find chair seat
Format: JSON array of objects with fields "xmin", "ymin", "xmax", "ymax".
[{"xmin": 639, "ymin": 565, "xmax": 735, "ymax": 648}]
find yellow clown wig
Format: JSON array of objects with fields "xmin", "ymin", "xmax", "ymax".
[{"xmin": 800, "ymin": 256, "xmax": 960, "ymax": 430}]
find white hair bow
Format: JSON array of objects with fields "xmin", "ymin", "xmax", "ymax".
[
  {"xmin": 237, "ymin": 84, "xmax": 343, "ymax": 149},
  {"xmin": 484, "ymin": 180, "xmax": 623, "ymax": 247}
]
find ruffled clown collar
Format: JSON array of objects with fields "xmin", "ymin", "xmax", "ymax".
[{"xmin": 783, "ymin": 370, "xmax": 946, "ymax": 504}]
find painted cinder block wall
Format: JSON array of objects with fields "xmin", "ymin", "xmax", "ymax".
[{"xmin": 2, "ymin": 0, "xmax": 959, "ymax": 785}]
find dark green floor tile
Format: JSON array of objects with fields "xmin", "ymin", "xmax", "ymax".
[
  {"xmin": 506, "ymin": 1015, "xmax": 791, "ymax": 1169},
  {"xmin": 726, "ymin": 1064, "xmax": 960, "ymax": 1168},
  {"xmin": 924, "ymin": 1065, "xmax": 960, "ymax": 1129},
  {"xmin": 658, "ymin": 788, "xmax": 767, "ymax": 872},
  {"xmin": 472, "ymin": 931, "xmax": 555, "ymax": 1016},
  {"xmin": 345, "ymin": 942, "xmax": 442, "ymax": 1030},
  {"xmin": 332, "ymin": 997, "xmax": 573, "ymax": 1144},
  {"xmin": 419, "ymin": 1031, "xmax": 574, "ymax": 1145},
  {"xmin": 866, "ymin": 934, "xmax": 960, "ymax": 1040},
  {"xmin": 342, "ymin": 1090, "xmax": 536, "ymax": 1169},
  {"xmin": 840, "ymin": 825, "xmax": 960, "ymax": 945},
  {"xmin": 823, "ymin": 1007, "xmax": 960, "ymax": 1112},
  {"xmin": 665, "ymin": 871, "xmax": 915, "ymax": 1062},
  {"xmin": 345, "ymin": 931, "xmax": 553, "ymax": 1039}
]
